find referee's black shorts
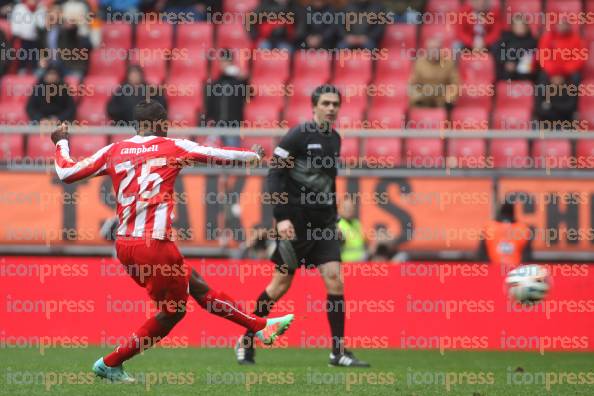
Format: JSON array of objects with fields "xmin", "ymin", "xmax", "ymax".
[{"xmin": 271, "ymin": 206, "xmax": 341, "ymax": 274}]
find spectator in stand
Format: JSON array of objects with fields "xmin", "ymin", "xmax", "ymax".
[
  {"xmin": 10, "ymin": 0, "xmax": 46, "ymax": 73},
  {"xmin": 157, "ymin": 0, "xmax": 219, "ymax": 22},
  {"xmin": 381, "ymin": 0, "xmax": 425, "ymax": 24},
  {"xmin": 535, "ymin": 75, "xmax": 579, "ymax": 130},
  {"xmin": 457, "ymin": 0, "xmax": 502, "ymax": 51},
  {"xmin": 99, "ymin": 0, "xmax": 141, "ymax": 20},
  {"xmin": 0, "ymin": 29, "xmax": 11, "ymax": 77},
  {"xmin": 493, "ymin": 15, "xmax": 537, "ymax": 81},
  {"xmin": 249, "ymin": 0, "xmax": 295, "ymax": 51},
  {"xmin": 294, "ymin": 0, "xmax": 337, "ymax": 50},
  {"xmin": 538, "ymin": 19, "xmax": 586, "ymax": 87},
  {"xmin": 336, "ymin": 0, "xmax": 386, "ymax": 50},
  {"xmin": 409, "ymin": 38, "xmax": 459, "ymax": 109},
  {"xmin": 26, "ymin": 64, "xmax": 76, "ymax": 123},
  {"xmin": 50, "ymin": 0, "xmax": 94, "ymax": 79},
  {"xmin": 0, "ymin": 1, "xmax": 14, "ymax": 18},
  {"xmin": 107, "ymin": 65, "xmax": 167, "ymax": 127},
  {"xmin": 203, "ymin": 50, "xmax": 249, "ymax": 146}
]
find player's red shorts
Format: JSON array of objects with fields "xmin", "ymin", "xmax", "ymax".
[{"xmin": 115, "ymin": 238, "xmax": 190, "ymax": 315}]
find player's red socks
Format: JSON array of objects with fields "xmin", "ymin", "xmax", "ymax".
[
  {"xmin": 104, "ymin": 316, "xmax": 170, "ymax": 367},
  {"xmin": 196, "ymin": 289, "xmax": 267, "ymax": 333}
]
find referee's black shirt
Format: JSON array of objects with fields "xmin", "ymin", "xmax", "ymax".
[{"xmin": 267, "ymin": 120, "xmax": 341, "ymax": 222}]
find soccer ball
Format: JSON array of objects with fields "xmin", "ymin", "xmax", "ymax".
[{"xmin": 505, "ymin": 264, "xmax": 551, "ymax": 304}]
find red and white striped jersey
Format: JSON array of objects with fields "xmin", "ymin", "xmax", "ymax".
[{"xmin": 54, "ymin": 135, "xmax": 259, "ymax": 240}]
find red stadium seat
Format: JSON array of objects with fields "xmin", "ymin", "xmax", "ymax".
[
  {"xmin": 532, "ymin": 140, "xmax": 572, "ymax": 168},
  {"xmin": 546, "ymin": 0, "xmax": 582, "ymax": 15},
  {"xmin": 492, "ymin": 107, "xmax": 532, "ymax": 130},
  {"xmin": 166, "ymin": 76, "xmax": 202, "ymax": 109},
  {"xmin": 83, "ymin": 75, "xmax": 119, "ymax": 100},
  {"xmin": 336, "ymin": 102, "xmax": 365, "ymax": 129},
  {"xmin": 292, "ymin": 50, "xmax": 331, "ymax": 83},
  {"xmin": 194, "ymin": 135, "xmax": 222, "ymax": 148},
  {"xmin": 426, "ymin": 0, "xmax": 460, "ymax": 14},
  {"xmin": 289, "ymin": 76, "xmax": 328, "ymax": 105},
  {"xmin": 491, "ymin": 139, "xmax": 530, "ymax": 168},
  {"xmin": 217, "ymin": 23, "xmax": 252, "ymax": 49},
  {"xmin": 580, "ymin": 107, "xmax": 594, "ymax": 130},
  {"xmin": 576, "ymin": 140, "xmax": 594, "ymax": 168},
  {"xmin": 169, "ymin": 49, "xmax": 208, "ymax": 83},
  {"xmin": 101, "ymin": 23, "xmax": 132, "ymax": 50},
  {"xmin": 77, "ymin": 98, "xmax": 109, "ymax": 126},
  {"xmin": 405, "ymin": 138, "xmax": 445, "ymax": 167},
  {"xmin": 455, "ymin": 83, "xmax": 493, "ymax": 111},
  {"xmin": 88, "ymin": 49, "xmax": 126, "ymax": 81},
  {"xmin": 452, "ymin": 107, "xmax": 489, "ymax": 130},
  {"xmin": 495, "ymin": 80, "xmax": 534, "ymax": 110},
  {"xmin": 224, "ymin": 0, "xmax": 259, "ymax": 13},
  {"xmin": 408, "ymin": 107, "xmax": 447, "ymax": 129},
  {"xmin": 0, "ymin": 134, "xmax": 24, "ymax": 160},
  {"xmin": 341, "ymin": 137, "xmax": 360, "ymax": 164},
  {"xmin": 0, "ymin": 18, "xmax": 11, "ymax": 40},
  {"xmin": 370, "ymin": 82, "xmax": 409, "ymax": 109},
  {"xmin": 176, "ymin": 23, "xmax": 213, "ymax": 50},
  {"xmin": 249, "ymin": 83, "xmax": 285, "ymax": 112},
  {"xmin": 240, "ymin": 137, "xmax": 275, "ymax": 158},
  {"xmin": 244, "ymin": 102, "xmax": 280, "ymax": 128},
  {"xmin": 447, "ymin": 139, "xmax": 487, "ymax": 168},
  {"xmin": 459, "ymin": 53, "xmax": 495, "ymax": 84},
  {"xmin": 584, "ymin": 24, "xmax": 594, "ymax": 43},
  {"xmin": 419, "ymin": 23, "xmax": 456, "ymax": 48},
  {"xmin": 364, "ymin": 137, "xmax": 402, "ymax": 166},
  {"xmin": 169, "ymin": 101, "xmax": 198, "ymax": 127},
  {"xmin": 335, "ymin": 88, "xmax": 367, "ymax": 110},
  {"xmin": 251, "ymin": 50, "xmax": 291, "ymax": 85},
  {"xmin": 69, "ymin": 135, "xmax": 109, "ymax": 160},
  {"xmin": 27, "ymin": 135, "xmax": 55, "ymax": 161},
  {"xmin": 374, "ymin": 52, "xmax": 412, "ymax": 84},
  {"xmin": 1, "ymin": 75, "xmax": 36, "ymax": 104},
  {"xmin": 380, "ymin": 24, "xmax": 417, "ymax": 50},
  {"xmin": 136, "ymin": 22, "xmax": 173, "ymax": 50},
  {"xmin": 367, "ymin": 105, "xmax": 406, "ymax": 129},
  {"xmin": 0, "ymin": 102, "xmax": 28, "ymax": 124},
  {"xmin": 587, "ymin": 0, "xmax": 594, "ymax": 13},
  {"xmin": 333, "ymin": 51, "xmax": 373, "ymax": 85},
  {"xmin": 283, "ymin": 102, "xmax": 311, "ymax": 127}
]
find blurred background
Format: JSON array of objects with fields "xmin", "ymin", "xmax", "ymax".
[{"xmin": 1, "ymin": 0, "xmax": 594, "ymax": 263}]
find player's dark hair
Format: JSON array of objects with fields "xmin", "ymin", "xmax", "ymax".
[
  {"xmin": 133, "ymin": 100, "xmax": 168, "ymax": 136},
  {"xmin": 311, "ymin": 84, "xmax": 341, "ymax": 106},
  {"xmin": 497, "ymin": 202, "xmax": 516, "ymax": 223}
]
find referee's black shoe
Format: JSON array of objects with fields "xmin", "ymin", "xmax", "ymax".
[
  {"xmin": 329, "ymin": 350, "xmax": 370, "ymax": 368},
  {"xmin": 235, "ymin": 335, "xmax": 255, "ymax": 365}
]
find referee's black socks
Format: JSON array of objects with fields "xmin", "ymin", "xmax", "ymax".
[{"xmin": 327, "ymin": 294, "xmax": 345, "ymax": 355}]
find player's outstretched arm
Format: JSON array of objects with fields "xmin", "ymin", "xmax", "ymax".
[
  {"xmin": 174, "ymin": 139, "xmax": 263, "ymax": 166},
  {"xmin": 52, "ymin": 123, "xmax": 113, "ymax": 184}
]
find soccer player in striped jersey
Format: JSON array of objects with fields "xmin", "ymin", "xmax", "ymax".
[{"xmin": 51, "ymin": 100, "xmax": 294, "ymax": 383}]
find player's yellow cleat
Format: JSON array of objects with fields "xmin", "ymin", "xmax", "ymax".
[{"xmin": 255, "ymin": 314, "xmax": 294, "ymax": 345}]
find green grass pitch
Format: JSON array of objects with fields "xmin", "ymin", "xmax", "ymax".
[{"xmin": 1, "ymin": 347, "xmax": 593, "ymax": 396}]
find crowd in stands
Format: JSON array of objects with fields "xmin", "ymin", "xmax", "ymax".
[{"xmin": 0, "ymin": 0, "xmax": 593, "ymax": 169}]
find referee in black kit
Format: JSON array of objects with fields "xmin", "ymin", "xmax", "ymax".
[{"xmin": 235, "ymin": 85, "xmax": 370, "ymax": 367}]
